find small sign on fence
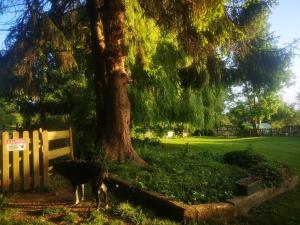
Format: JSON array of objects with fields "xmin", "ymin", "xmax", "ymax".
[{"xmin": 6, "ymin": 139, "xmax": 27, "ymax": 151}]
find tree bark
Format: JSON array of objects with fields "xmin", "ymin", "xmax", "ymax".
[
  {"xmin": 87, "ymin": 0, "xmax": 146, "ymax": 165},
  {"xmin": 87, "ymin": 0, "xmax": 106, "ymax": 144}
]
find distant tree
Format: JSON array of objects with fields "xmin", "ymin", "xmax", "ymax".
[
  {"xmin": 227, "ymin": 26, "xmax": 294, "ymax": 131},
  {"xmin": 271, "ymin": 102, "xmax": 300, "ymax": 128},
  {"xmin": 228, "ymin": 89, "xmax": 281, "ymax": 129}
]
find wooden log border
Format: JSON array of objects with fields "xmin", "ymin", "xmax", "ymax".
[{"xmin": 107, "ymin": 175, "xmax": 298, "ymax": 223}]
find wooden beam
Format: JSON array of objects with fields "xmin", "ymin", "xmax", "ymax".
[
  {"xmin": 48, "ymin": 131, "xmax": 69, "ymax": 141},
  {"xmin": 48, "ymin": 147, "xmax": 71, "ymax": 160}
]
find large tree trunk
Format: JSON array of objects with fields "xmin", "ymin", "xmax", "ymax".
[
  {"xmin": 87, "ymin": 0, "xmax": 146, "ymax": 165},
  {"xmin": 87, "ymin": 0, "xmax": 106, "ymax": 144}
]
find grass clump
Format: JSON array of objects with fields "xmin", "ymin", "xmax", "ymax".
[
  {"xmin": 61, "ymin": 209, "xmax": 80, "ymax": 224},
  {"xmin": 116, "ymin": 202, "xmax": 147, "ymax": 224},
  {"xmin": 42, "ymin": 207, "xmax": 65, "ymax": 216},
  {"xmin": 82, "ymin": 210, "xmax": 124, "ymax": 225},
  {"xmin": 115, "ymin": 202, "xmax": 179, "ymax": 225},
  {"xmin": 0, "ymin": 194, "xmax": 6, "ymax": 209}
]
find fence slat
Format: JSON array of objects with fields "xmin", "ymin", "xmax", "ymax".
[
  {"xmin": 42, "ymin": 131, "xmax": 49, "ymax": 187},
  {"xmin": 1, "ymin": 132, "xmax": 9, "ymax": 192},
  {"xmin": 32, "ymin": 130, "xmax": 40, "ymax": 188},
  {"xmin": 23, "ymin": 131, "xmax": 31, "ymax": 190},
  {"xmin": 48, "ymin": 147, "xmax": 71, "ymax": 160},
  {"xmin": 12, "ymin": 131, "xmax": 21, "ymax": 191},
  {"xmin": 48, "ymin": 131, "xmax": 69, "ymax": 141},
  {"xmin": 69, "ymin": 128, "xmax": 74, "ymax": 159}
]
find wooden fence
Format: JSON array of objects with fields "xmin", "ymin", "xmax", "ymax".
[
  {"xmin": 0, "ymin": 128, "xmax": 73, "ymax": 192},
  {"xmin": 214, "ymin": 127, "xmax": 300, "ymax": 137}
]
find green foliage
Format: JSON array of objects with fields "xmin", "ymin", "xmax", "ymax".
[
  {"xmin": 271, "ymin": 102, "xmax": 300, "ymax": 128},
  {"xmin": 223, "ymin": 150, "xmax": 292, "ymax": 187},
  {"xmin": 109, "ymin": 148, "xmax": 249, "ymax": 204},
  {"xmin": 223, "ymin": 150, "xmax": 267, "ymax": 169},
  {"xmin": 0, "ymin": 98, "xmax": 22, "ymax": 128},
  {"xmin": 125, "ymin": 0, "xmax": 229, "ymax": 130}
]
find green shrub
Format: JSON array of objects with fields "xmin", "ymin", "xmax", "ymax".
[
  {"xmin": 223, "ymin": 150, "xmax": 291, "ymax": 187},
  {"xmin": 223, "ymin": 150, "xmax": 266, "ymax": 169},
  {"xmin": 249, "ymin": 162, "xmax": 283, "ymax": 187}
]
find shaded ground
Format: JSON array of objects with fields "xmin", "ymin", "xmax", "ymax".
[
  {"xmin": 3, "ymin": 185, "xmax": 102, "ymax": 224},
  {"xmin": 6, "ymin": 187, "xmax": 96, "ymax": 212}
]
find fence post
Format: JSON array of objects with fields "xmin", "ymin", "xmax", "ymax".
[
  {"xmin": 23, "ymin": 131, "xmax": 31, "ymax": 190},
  {"xmin": 1, "ymin": 132, "xmax": 9, "ymax": 192},
  {"xmin": 12, "ymin": 131, "xmax": 21, "ymax": 191},
  {"xmin": 32, "ymin": 130, "xmax": 40, "ymax": 188},
  {"xmin": 42, "ymin": 130, "xmax": 49, "ymax": 187}
]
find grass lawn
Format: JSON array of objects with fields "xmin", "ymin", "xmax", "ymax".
[
  {"xmin": 162, "ymin": 137, "xmax": 300, "ymax": 174},
  {"xmin": 162, "ymin": 136, "xmax": 300, "ymax": 225}
]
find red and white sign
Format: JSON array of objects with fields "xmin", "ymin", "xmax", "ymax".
[{"xmin": 6, "ymin": 139, "xmax": 27, "ymax": 151}]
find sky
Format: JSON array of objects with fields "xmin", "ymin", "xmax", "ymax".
[
  {"xmin": 0, "ymin": 0, "xmax": 300, "ymax": 104},
  {"xmin": 268, "ymin": 0, "xmax": 300, "ymax": 105}
]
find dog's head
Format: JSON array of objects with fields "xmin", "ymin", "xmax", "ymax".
[{"xmin": 51, "ymin": 160, "xmax": 72, "ymax": 176}]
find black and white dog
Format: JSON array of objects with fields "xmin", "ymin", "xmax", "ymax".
[{"xmin": 53, "ymin": 160, "xmax": 108, "ymax": 209}]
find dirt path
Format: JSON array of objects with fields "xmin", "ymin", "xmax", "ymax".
[{"xmin": 5, "ymin": 187, "xmax": 97, "ymax": 213}]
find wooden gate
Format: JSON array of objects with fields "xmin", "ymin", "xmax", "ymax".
[{"xmin": 0, "ymin": 128, "xmax": 73, "ymax": 192}]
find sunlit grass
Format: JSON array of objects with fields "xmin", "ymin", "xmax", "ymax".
[{"xmin": 162, "ymin": 136, "xmax": 300, "ymax": 175}]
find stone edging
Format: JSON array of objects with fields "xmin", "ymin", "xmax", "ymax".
[{"xmin": 107, "ymin": 175, "xmax": 298, "ymax": 222}]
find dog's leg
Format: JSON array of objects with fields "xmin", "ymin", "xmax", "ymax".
[
  {"xmin": 80, "ymin": 184, "xmax": 85, "ymax": 201},
  {"xmin": 74, "ymin": 185, "xmax": 80, "ymax": 204},
  {"xmin": 100, "ymin": 182, "xmax": 108, "ymax": 209},
  {"xmin": 92, "ymin": 183, "xmax": 100, "ymax": 210}
]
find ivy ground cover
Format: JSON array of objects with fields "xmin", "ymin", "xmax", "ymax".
[{"xmin": 108, "ymin": 137, "xmax": 295, "ymax": 205}]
